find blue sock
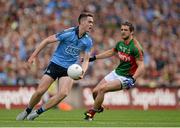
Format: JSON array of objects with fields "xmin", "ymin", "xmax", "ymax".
[{"xmin": 36, "ymin": 106, "xmax": 45, "ymax": 115}]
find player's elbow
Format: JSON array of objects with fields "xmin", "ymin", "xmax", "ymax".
[
  {"xmin": 93, "ymin": 86, "xmax": 106, "ymax": 94},
  {"xmin": 44, "ymin": 35, "xmax": 57, "ymax": 44}
]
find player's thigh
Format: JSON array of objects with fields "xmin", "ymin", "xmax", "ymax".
[
  {"xmin": 36, "ymin": 74, "xmax": 55, "ymax": 93},
  {"xmin": 105, "ymin": 79, "xmax": 122, "ymax": 92},
  {"xmin": 95, "ymin": 79, "xmax": 121, "ymax": 93},
  {"xmin": 58, "ymin": 77, "xmax": 74, "ymax": 94}
]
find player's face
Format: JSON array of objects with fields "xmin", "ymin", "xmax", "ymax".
[
  {"xmin": 81, "ymin": 16, "xmax": 94, "ymax": 32},
  {"xmin": 120, "ymin": 25, "xmax": 131, "ymax": 40}
]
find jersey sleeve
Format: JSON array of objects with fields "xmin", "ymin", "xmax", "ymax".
[
  {"xmin": 55, "ymin": 27, "xmax": 74, "ymax": 42},
  {"xmin": 113, "ymin": 42, "xmax": 119, "ymax": 52},
  {"xmin": 133, "ymin": 43, "xmax": 144, "ymax": 61}
]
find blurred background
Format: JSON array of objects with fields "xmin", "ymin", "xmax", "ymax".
[{"xmin": 0, "ymin": 0, "xmax": 179, "ymax": 110}]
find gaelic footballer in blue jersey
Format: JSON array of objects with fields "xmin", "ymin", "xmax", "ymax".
[{"xmin": 16, "ymin": 12, "xmax": 94, "ymax": 121}]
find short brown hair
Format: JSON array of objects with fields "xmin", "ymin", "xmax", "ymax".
[
  {"xmin": 121, "ymin": 21, "xmax": 134, "ymax": 32},
  {"xmin": 78, "ymin": 12, "xmax": 93, "ymax": 24}
]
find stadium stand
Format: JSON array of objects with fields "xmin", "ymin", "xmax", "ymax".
[{"xmin": 0, "ymin": 0, "xmax": 179, "ymax": 87}]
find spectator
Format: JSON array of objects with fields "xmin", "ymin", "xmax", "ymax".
[{"xmin": 0, "ymin": 0, "xmax": 179, "ymax": 87}]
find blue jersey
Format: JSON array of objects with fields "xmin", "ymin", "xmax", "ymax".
[{"xmin": 51, "ymin": 27, "xmax": 93, "ymax": 68}]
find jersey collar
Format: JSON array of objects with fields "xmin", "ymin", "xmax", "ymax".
[
  {"xmin": 125, "ymin": 37, "xmax": 133, "ymax": 45},
  {"xmin": 75, "ymin": 26, "xmax": 87, "ymax": 39}
]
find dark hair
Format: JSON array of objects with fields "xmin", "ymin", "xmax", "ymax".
[
  {"xmin": 121, "ymin": 21, "xmax": 134, "ymax": 32},
  {"xmin": 78, "ymin": 12, "xmax": 93, "ymax": 24}
]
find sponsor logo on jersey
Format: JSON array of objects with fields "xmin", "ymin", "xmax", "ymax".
[{"xmin": 118, "ymin": 51, "xmax": 131, "ymax": 62}]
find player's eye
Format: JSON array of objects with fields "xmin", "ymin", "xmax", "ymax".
[
  {"xmin": 88, "ymin": 21, "xmax": 93, "ymax": 24},
  {"xmin": 121, "ymin": 29, "xmax": 128, "ymax": 31}
]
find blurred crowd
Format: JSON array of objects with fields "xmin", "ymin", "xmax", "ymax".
[{"xmin": 0, "ymin": 0, "xmax": 179, "ymax": 87}]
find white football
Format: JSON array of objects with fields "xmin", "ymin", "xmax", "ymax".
[{"xmin": 67, "ymin": 64, "xmax": 83, "ymax": 79}]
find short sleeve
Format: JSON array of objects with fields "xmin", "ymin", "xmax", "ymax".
[
  {"xmin": 55, "ymin": 27, "xmax": 74, "ymax": 42},
  {"xmin": 55, "ymin": 31, "xmax": 68, "ymax": 42},
  {"xmin": 133, "ymin": 45, "xmax": 143, "ymax": 61},
  {"xmin": 114, "ymin": 42, "xmax": 120, "ymax": 52}
]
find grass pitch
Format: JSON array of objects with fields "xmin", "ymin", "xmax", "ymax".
[{"xmin": 0, "ymin": 109, "xmax": 179, "ymax": 127}]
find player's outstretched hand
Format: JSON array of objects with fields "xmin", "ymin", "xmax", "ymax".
[
  {"xmin": 28, "ymin": 55, "xmax": 36, "ymax": 64},
  {"xmin": 26, "ymin": 56, "xmax": 37, "ymax": 69}
]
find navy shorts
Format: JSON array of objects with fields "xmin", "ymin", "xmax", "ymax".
[{"xmin": 44, "ymin": 62, "xmax": 68, "ymax": 80}]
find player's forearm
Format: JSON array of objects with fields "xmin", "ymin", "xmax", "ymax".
[
  {"xmin": 96, "ymin": 49, "xmax": 115, "ymax": 59},
  {"xmin": 31, "ymin": 35, "xmax": 57, "ymax": 57},
  {"xmin": 133, "ymin": 62, "xmax": 145, "ymax": 80},
  {"xmin": 81, "ymin": 53, "xmax": 90, "ymax": 74},
  {"xmin": 31, "ymin": 39, "xmax": 51, "ymax": 57},
  {"xmin": 81, "ymin": 60, "xmax": 89, "ymax": 74}
]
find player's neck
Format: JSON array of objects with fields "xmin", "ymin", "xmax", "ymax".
[
  {"xmin": 124, "ymin": 36, "xmax": 133, "ymax": 45},
  {"xmin": 78, "ymin": 26, "xmax": 86, "ymax": 38}
]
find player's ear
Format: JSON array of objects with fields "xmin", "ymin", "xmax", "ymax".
[{"xmin": 131, "ymin": 31, "xmax": 134, "ymax": 35}]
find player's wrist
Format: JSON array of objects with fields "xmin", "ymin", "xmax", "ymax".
[
  {"xmin": 132, "ymin": 77, "xmax": 136, "ymax": 82},
  {"xmin": 81, "ymin": 70, "xmax": 85, "ymax": 75},
  {"xmin": 89, "ymin": 55, "xmax": 96, "ymax": 62}
]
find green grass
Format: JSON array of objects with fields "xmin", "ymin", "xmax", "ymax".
[{"xmin": 0, "ymin": 109, "xmax": 180, "ymax": 127}]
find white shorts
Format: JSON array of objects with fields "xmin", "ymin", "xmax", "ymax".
[{"xmin": 104, "ymin": 70, "xmax": 129, "ymax": 88}]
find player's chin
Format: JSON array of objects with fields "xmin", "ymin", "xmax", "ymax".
[{"xmin": 122, "ymin": 35, "xmax": 128, "ymax": 40}]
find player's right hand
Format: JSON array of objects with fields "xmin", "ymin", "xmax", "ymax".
[{"xmin": 27, "ymin": 56, "xmax": 36, "ymax": 69}]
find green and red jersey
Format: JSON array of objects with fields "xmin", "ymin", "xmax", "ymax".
[{"xmin": 114, "ymin": 38, "xmax": 143, "ymax": 77}]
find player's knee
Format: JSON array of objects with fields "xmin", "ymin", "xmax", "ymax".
[
  {"xmin": 96, "ymin": 86, "xmax": 106, "ymax": 94},
  {"xmin": 99, "ymin": 87, "xmax": 106, "ymax": 93}
]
